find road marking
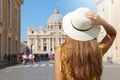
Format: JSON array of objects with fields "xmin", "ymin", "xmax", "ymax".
[
  {"xmin": 103, "ymin": 65, "xmax": 111, "ymax": 68},
  {"xmin": 48, "ymin": 63, "xmax": 53, "ymax": 67},
  {"xmin": 24, "ymin": 65, "xmax": 31, "ymax": 67},
  {"xmin": 40, "ymin": 64, "xmax": 46, "ymax": 67},
  {"xmin": 3, "ymin": 63, "xmax": 54, "ymax": 69},
  {"xmin": 32, "ymin": 64, "xmax": 39, "ymax": 67},
  {"xmin": 4, "ymin": 70, "xmax": 10, "ymax": 73},
  {"xmin": 15, "ymin": 65, "xmax": 24, "ymax": 68},
  {"xmin": 103, "ymin": 65, "xmax": 120, "ymax": 68}
]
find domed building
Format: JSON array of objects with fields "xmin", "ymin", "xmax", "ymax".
[{"xmin": 27, "ymin": 8, "xmax": 66, "ymax": 54}]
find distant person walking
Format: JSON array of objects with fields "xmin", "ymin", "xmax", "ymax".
[
  {"xmin": 22, "ymin": 52, "xmax": 27, "ymax": 64},
  {"xmin": 28, "ymin": 53, "xmax": 35, "ymax": 64}
]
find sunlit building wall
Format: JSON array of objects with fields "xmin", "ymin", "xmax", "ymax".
[
  {"xmin": 96, "ymin": 0, "xmax": 120, "ymax": 63},
  {"xmin": 0, "ymin": 0, "xmax": 23, "ymax": 62}
]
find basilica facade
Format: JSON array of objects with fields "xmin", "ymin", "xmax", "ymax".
[{"xmin": 27, "ymin": 8, "xmax": 66, "ymax": 54}]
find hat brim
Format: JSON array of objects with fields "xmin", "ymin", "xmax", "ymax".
[{"xmin": 62, "ymin": 12, "xmax": 101, "ymax": 41}]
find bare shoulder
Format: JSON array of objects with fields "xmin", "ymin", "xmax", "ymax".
[{"xmin": 54, "ymin": 46, "xmax": 63, "ymax": 80}]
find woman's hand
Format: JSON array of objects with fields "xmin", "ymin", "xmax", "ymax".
[
  {"xmin": 85, "ymin": 11, "xmax": 116, "ymax": 55},
  {"xmin": 85, "ymin": 10, "xmax": 104, "ymax": 26}
]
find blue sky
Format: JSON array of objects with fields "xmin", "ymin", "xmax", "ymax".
[{"xmin": 21, "ymin": 0, "xmax": 97, "ymax": 42}]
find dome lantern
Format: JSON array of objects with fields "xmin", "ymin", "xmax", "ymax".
[{"xmin": 54, "ymin": 7, "xmax": 59, "ymax": 14}]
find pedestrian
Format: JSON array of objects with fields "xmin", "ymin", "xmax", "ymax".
[
  {"xmin": 22, "ymin": 52, "xmax": 27, "ymax": 64},
  {"xmin": 28, "ymin": 53, "xmax": 35, "ymax": 64},
  {"xmin": 54, "ymin": 7, "xmax": 116, "ymax": 80},
  {"xmin": 17, "ymin": 53, "xmax": 21, "ymax": 64},
  {"xmin": 51, "ymin": 53, "xmax": 55, "ymax": 63},
  {"xmin": 4, "ymin": 53, "xmax": 7, "ymax": 64},
  {"xmin": 31, "ymin": 54, "xmax": 35, "ymax": 64},
  {"xmin": 49, "ymin": 54, "xmax": 52, "ymax": 63}
]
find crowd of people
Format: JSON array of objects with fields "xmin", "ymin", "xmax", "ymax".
[{"xmin": 17, "ymin": 53, "xmax": 35, "ymax": 64}]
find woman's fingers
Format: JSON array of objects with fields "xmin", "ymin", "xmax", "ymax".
[
  {"xmin": 85, "ymin": 11, "xmax": 101, "ymax": 25},
  {"xmin": 85, "ymin": 11, "xmax": 97, "ymax": 20}
]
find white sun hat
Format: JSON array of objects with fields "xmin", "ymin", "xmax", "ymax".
[{"xmin": 62, "ymin": 7, "xmax": 101, "ymax": 41}]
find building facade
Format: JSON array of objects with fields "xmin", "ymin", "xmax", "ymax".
[
  {"xmin": 0, "ymin": 0, "xmax": 23, "ymax": 63},
  {"xmin": 27, "ymin": 8, "xmax": 66, "ymax": 54},
  {"xmin": 96, "ymin": 0, "xmax": 120, "ymax": 63}
]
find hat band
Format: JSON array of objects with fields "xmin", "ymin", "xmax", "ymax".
[{"xmin": 71, "ymin": 21, "xmax": 92, "ymax": 31}]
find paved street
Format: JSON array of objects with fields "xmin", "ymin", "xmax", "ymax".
[
  {"xmin": 102, "ymin": 62, "xmax": 120, "ymax": 80},
  {"xmin": 0, "ymin": 61, "xmax": 54, "ymax": 80},
  {"xmin": 0, "ymin": 61, "xmax": 120, "ymax": 80}
]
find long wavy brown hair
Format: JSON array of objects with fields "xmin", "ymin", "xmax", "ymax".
[{"xmin": 60, "ymin": 36, "xmax": 103, "ymax": 80}]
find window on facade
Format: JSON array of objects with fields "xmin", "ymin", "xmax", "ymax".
[
  {"xmin": 8, "ymin": 0, "xmax": 12, "ymax": 27},
  {"xmin": 43, "ymin": 43, "xmax": 47, "ymax": 45},
  {"xmin": 102, "ymin": 8, "xmax": 104, "ymax": 12},
  {"xmin": 31, "ymin": 31, "xmax": 34, "ymax": 34},
  {"xmin": 43, "ymin": 46, "xmax": 47, "ymax": 51},
  {"xmin": 59, "ymin": 26, "xmax": 61, "ymax": 29},
  {"xmin": 16, "ymin": 9, "xmax": 18, "ymax": 34},
  {"xmin": 51, "ymin": 26, "xmax": 53, "ymax": 29},
  {"xmin": 111, "ymin": 0, "xmax": 114, "ymax": 4},
  {"xmin": 59, "ymin": 38, "xmax": 61, "ymax": 44},
  {"xmin": 31, "ymin": 38, "xmax": 33, "ymax": 42},
  {"xmin": 50, "ymin": 38, "xmax": 52, "ymax": 44},
  {"xmin": 43, "ymin": 38, "xmax": 46, "ymax": 42},
  {"xmin": 8, "ymin": 37, "xmax": 11, "ymax": 54},
  {"xmin": 51, "ymin": 48, "xmax": 52, "ymax": 51},
  {"xmin": 44, "ymin": 31, "xmax": 46, "ymax": 33},
  {"xmin": 0, "ymin": 0, "xmax": 3, "ymax": 23},
  {"xmin": 16, "ymin": 41, "xmax": 18, "ymax": 54}
]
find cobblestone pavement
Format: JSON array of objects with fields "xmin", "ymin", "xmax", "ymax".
[{"xmin": 0, "ymin": 61, "xmax": 120, "ymax": 80}]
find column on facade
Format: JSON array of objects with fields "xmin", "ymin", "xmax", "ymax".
[
  {"xmin": 47, "ymin": 38, "xmax": 48, "ymax": 51},
  {"xmin": 47, "ymin": 38, "xmax": 49, "ymax": 51},
  {"xmin": 59, "ymin": 37, "xmax": 60, "ymax": 45},
  {"xmin": 60, "ymin": 38, "xmax": 62, "ymax": 44},
  {"xmin": 35, "ymin": 38, "xmax": 38, "ymax": 52},
  {"xmin": 55, "ymin": 35, "xmax": 58, "ymax": 48},
  {"xmin": 55, "ymin": 37, "xmax": 57, "ymax": 50},
  {"xmin": 57, "ymin": 37, "xmax": 60, "ymax": 46},
  {"xmin": 41, "ymin": 38, "xmax": 43, "ymax": 51},
  {"xmin": 61, "ymin": 37, "xmax": 65, "ymax": 44},
  {"xmin": 48, "ymin": 38, "xmax": 50, "ymax": 51},
  {"xmin": 52, "ymin": 38, "xmax": 54, "ymax": 51},
  {"xmin": 61, "ymin": 38, "xmax": 63, "ymax": 45},
  {"xmin": 62, "ymin": 38, "xmax": 64, "ymax": 44}
]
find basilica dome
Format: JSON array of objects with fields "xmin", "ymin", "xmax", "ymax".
[{"xmin": 47, "ymin": 8, "xmax": 63, "ymax": 25}]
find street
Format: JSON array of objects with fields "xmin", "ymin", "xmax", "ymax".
[
  {"xmin": 0, "ymin": 61, "xmax": 54, "ymax": 80},
  {"xmin": 0, "ymin": 61, "xmax": 120, "ymax": 80},
  {"xmin": 102, "ymin": 62, "xmax": 120, "ymax": 80}
]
